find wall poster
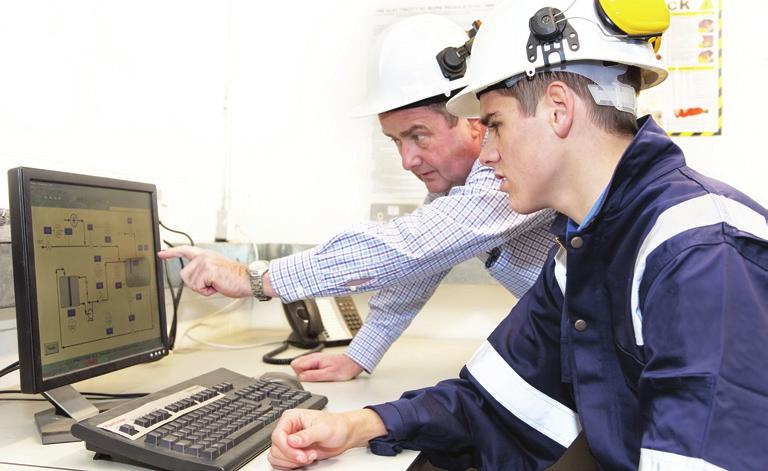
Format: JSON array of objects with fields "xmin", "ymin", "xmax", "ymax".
[{"xmin": 639, "ymin": 0, "xmax": 723, "ymax": 136}]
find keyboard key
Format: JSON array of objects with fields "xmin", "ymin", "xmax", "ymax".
[
  {"xmin": 173, "ymin": 439, "xmax": 194, "ymax": 453},
  {"xmin": 176, "ymin": 417, "xmax": 192, "ymax": 427},
  {"xmin": 221, "ymin": 438, "xmax": 235, "ymax": 451},
  {"xmin": 134, "ymin": 416, "xmax": 152, "ymax": 428},
  {"xmin": 226, "ymin": 419, "xmax": 266, "ymax": 446},
  {"xmin": 158, "ymin": 435, "xmax": 179, "ymax": 449},
  {"xmin": 186, "ymin": 443, "xmax": 205, "ymax": 456},
  {"xmin": 144, "ymin": 431, "xmax": 163, "ymax": 445},
  {"xmin": 200, "ymin": 447, "xmax": 220, "ymax": 461},
  {"xmin": 213, "ymin": 382, "xmax": 233, "ymax": 393},
  {"xmin": 119, "ymin": 424, "xmax": 139, "ymax": 436},
  {"xmin": 264, "ymin": 411, "xmax": 278, "ymax": 422}
]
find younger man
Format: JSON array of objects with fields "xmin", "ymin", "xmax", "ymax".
[{"xmin": 268, "ymin": 1, "xmax": 768, "ymax": 469}]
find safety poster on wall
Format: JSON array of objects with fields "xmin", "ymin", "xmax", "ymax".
[{"xmin": 639, "ymin": 0, "xmax": 723, "ymax": 136}]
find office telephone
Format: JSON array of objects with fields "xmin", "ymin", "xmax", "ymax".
[{"xmin": 262, "ymin": 296, "xmax": 363, "ymax": 364}]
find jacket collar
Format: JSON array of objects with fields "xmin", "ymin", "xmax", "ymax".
[
  {"xmin": 550, "ymin": 116, "xmax": 685, "ymax": 238},
  {"xmin": 606, "ymin": 116, "xmax": 685, "ymax": 214}
]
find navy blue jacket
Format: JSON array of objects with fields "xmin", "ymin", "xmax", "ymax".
[{"xmin": 368, "ymin": 117, "xmax": 768, "ymax": 470}]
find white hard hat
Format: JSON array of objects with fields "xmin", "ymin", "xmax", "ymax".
[
  {"xmin": 447, "ymin": 0, "xmax": 669, "ymax": 117},
  {"xmin": 351, "ymin": 15, "xmax": 473, "ymax": 117}
]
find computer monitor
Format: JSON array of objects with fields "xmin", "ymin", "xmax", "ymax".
[{"xmin": 8, "ymin": 167, "xmax": 168, "ymax": 444}]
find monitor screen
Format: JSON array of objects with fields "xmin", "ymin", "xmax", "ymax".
[{"xmin": 9, "ymin": 167, "xmax": 168, "ymax": 395}]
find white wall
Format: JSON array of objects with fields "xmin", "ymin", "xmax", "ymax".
[
  {"xmin": 223, "ymin": 1, "xmax": 375, "ymax": 244},
  {"xmin": 0, "ymin": 1, "xmax": 229, "ymax": 242},
  {"xmin": 0, "ymin": 0, "xmax": 766, "ymax": 248},
  {"xmin": 0, "ymin": 0, "xmax": 375, "ymax": 246}
]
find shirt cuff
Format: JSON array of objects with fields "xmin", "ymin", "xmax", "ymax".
[
  {"xmin": 345, "ymin": 324, "xmax": 390, "ymax": 374},
  {"xmin": 268, "ymin": 249, "xmax": 325, "ymax": 302},
  {"xmin": 366, "ymin": 400, "xmax": 418, "ymax": 456}
]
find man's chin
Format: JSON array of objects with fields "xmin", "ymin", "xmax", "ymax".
[
  {"xmin": 424, "ymin": 181, "xmax": 451, "ymax": 194},
  {"xmin": 507, "ymin": 195, "xmax": 538, "ymax": 215}
]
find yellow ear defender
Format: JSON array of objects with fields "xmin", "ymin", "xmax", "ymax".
[{"xmin": 595, "ymin": 0, "xmax": 670, "ymax": 52}]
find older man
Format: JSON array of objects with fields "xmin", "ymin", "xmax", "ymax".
[{"xmin": 159, "ymin": 15, "xmax": 553, "ymax": 381}]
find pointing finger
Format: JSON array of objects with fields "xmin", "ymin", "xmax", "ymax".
[{"xmin": 157, "ymin": 245, "xmax": 202, "ymax": 260}]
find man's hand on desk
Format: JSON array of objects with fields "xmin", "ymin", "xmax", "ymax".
[
  {"xmin": 291, "ymin": 353, "xmax": 364, "ymax": 382},
  {"xmin": 269, "ymin": 409, "xmax": 386, "ymax": 469},
  {"xmin": 158, "ymin": 246, "xmax": 254, "ymax": 298}
]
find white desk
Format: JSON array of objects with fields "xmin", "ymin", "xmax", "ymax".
[{"xmin": 0, "ymin": 294, "xmax": 489, "ymax": 471}]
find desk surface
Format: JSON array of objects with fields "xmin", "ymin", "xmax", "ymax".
[{"xmin": 0, "ymin": 326, "xmax": 482, "ymax": 471}]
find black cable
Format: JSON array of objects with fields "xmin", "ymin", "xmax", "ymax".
[
  {"xmin": 163, "ymin": 257, "xmax": 179, "ymax": 350},
  {"xmin": 79, "ymin": 391, "xmax": 148, "ymax": 398},
  {"xmin": 0, "ymin": 390, "xmax": 146, "ymax": 397},
  {"xmin": 159, "ymin": 221, "xmax": 195, "ymax": 246},
  {"xmin": 0, "ymin": 397, "xmax": 48, "ymax": 401},
  {"xmin": 162, "ymin": 239, "xmax": 184, "ymax": 350},
  {"xmin": 1, "ymin": 363, "xmax": 147, "ymax": 401},
  {"xmin": 158, "ymin": 221, "xmax": 194, "ymax": 351},
  {"xmin": 0, "ymin": 390, "xmax": 147, "ymax": 402},
  {"xmin": 0, "ymin": 361, "xmax": 19, "ymax": 378},
  {"xmin": 262, "ymin": 342, "xmax": 325, "ymax": 365}
]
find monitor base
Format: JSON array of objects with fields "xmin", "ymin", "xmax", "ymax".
[
  {"xmin": 35, "ymin": 385, "xmax": 124, "ymax": 445},
  {"xmin": 34, "ymin": 409, "xmax": 79, "ymax": 444}
]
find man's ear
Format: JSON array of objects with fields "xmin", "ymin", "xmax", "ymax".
[
  {"xmin": 466, "ymin": 118, "xmax": 485, "ymax": 140},
  {"xmin": 544, "ymin": 81, "xmax": 574, "ymax": 139}
]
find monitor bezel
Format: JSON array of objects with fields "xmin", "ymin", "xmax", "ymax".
[{"xmin": 9, "ymin": 167, "xmax": 168, "ymax": 394}]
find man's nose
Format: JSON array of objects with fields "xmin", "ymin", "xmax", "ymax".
[
  {"xmin": 400, "ymin": 144, "xmax": 422, "ymax": 170},
  {"xmin": 479, "ymin": 141, "xmax": 499, "ymax": 167}
]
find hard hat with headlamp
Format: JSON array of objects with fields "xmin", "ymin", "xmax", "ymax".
[
  {"xmin": 351, "ymin": 15, "xmax": 481, "ymax": 117},
  {"xmin": 447, "ymin": 0, "xmax": 670, "ymax": 118}
]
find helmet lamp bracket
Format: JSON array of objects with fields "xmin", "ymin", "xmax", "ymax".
[
  {"xmin": 436, "ymin": 46, "xmax": 469, "ymax": 80},
  {"xmin": 526, "ymin": 7, "xmax": 580, "ymax": 71},
  {"xmin": 436, "ymin": 20, "xmax": 482, "ymax": 81}
]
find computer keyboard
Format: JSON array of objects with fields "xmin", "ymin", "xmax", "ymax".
[{"xmin": 70, "ymin": 368, "xmax": 328, "ymax": 471}]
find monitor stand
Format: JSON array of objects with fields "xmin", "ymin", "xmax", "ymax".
[{"xmin": 36, "ymin": 385, "xmax": 101, "ymax": 445}]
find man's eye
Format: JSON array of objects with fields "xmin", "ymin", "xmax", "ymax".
[{"xmin": 413, "ymin": 134, "xmax": 428, "ymax": 145}]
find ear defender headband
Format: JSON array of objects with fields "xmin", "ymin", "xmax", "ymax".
[{"xmin": 435, "ymin": 20, "xmax": 482, "ymax": 81}]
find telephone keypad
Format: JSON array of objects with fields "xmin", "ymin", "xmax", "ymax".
[{"xmin": 334, "ymin": 296, "xmax": 363, "ymax": 335}]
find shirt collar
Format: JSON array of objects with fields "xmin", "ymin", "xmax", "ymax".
[{"xmin": 566, "ymin": 186, "xmax": 608, "ymax": 237}]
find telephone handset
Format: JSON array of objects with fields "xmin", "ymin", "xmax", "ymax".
[
  {"xmin": 262, "ymin": 296, "xmax": 363, "ymax": 365},
  {"xmin": 282, "ymin": 298, "xmax": 324, "ymax": 348}
]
